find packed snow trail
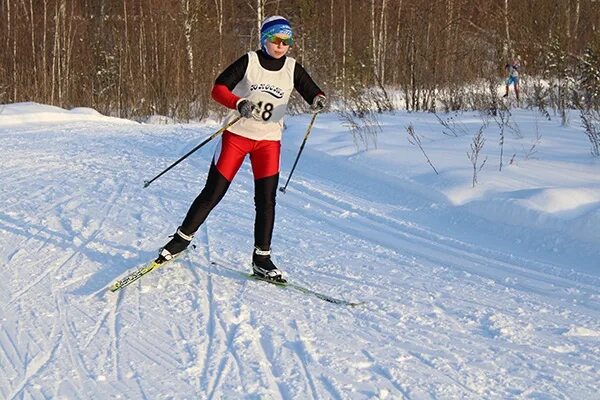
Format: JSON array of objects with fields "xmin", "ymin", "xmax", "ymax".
[{"xmin": 0, "ymin": 104, "xmax": 599, "ymax": 399}]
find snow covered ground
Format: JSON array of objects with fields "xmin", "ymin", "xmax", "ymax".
[{"xmin": 0, "ymin": 102, "xmax": 599, "ymax": 399}]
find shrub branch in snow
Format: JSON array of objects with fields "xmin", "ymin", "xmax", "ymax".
[
  {"xmin": 337, "ymin": 85, "xmax": 383, "ymax": 151},
  {"xmin": 494, "ymin": 106, "xmax": 510, "ymax": 171},
  {"xmin": 434, "ymin": 112, "xmax": 469, "ymax": 137},
  {"xmin": 524, "ymin": 122, "xmax": 542, "ymax": 161},
  {"xmin": 406, "ymin": 123, "xmax": 439, "ymax": 175},
  {"xmin": 467, "ymin": 127, "xmax": 487, "ymax": 187},
  {"xmin": 580, "ymin": 110, "xmax": 600, "ymax": 157},
  {"xmin": 493, "ymin": 104, "xmax": 522, "ymax": 172}
]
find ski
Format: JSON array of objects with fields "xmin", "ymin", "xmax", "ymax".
[
  {"xmin": 109, "ymin": 250, "xmax": 189, "ymax": 292},
  {"xmin": 109, "ymin": 260, "xmax": 163, "ymax": 292},
  {"xmin": 210, "ymin": 261, "xmax": 364, "ymax": 307}
]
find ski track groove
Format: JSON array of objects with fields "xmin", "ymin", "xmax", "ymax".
[
  {"xmin": 56, "ymin": 272, "xmax": 95, "ymax": 292},
  {"xmin": 199, "ymin": 222, "xmax": 225, "ymax": 397},
  {"xmin": 1, "ymin": 152, "xmax": 122, "ymax": 263},
  {"xmin": 207, "ymin": 321, "xmax": 239, "ymax": 400},
  {"xmin": 222, "ymin": 285, "xmax": 254, "ymax": 392},
  {"xmin": 361, "ymin": 349, "xmax": 412, "ymax": 399},
  {"xmin": 318, "ymin": 375, "xmax": 344, "ymax": 400},
  {"xmin": 132, "ymin": 374, "xmax": 150, "ymax": 400},
  {"xmin": 7, "ymin": 317, "xmax": 62, "ymax": 400},
  {"xmin": 180, "ymin": 256, "xmax": 223, "ymax": 393},
  {"xmin": 0, "ymin": 325, "xmax": 23, "ymax": 398},
  {"xmin": 200, "ymin": 221, "xmax": 281, "ymax": 398},
  {"xmin": 107, "ymin": 289, "xmax": 123, "ymax": 381},
  {"xmin": 83, "ymin": 304, "xmax": 111, "ymax": 351},
  {"xmin": 199, "ymin": 266, "xmax": 218, "ymax": 395},
  {"xmin": 165, "ymin": 257, "xmax": 206, "ymax": 385},
  {"xmin": 406, "ymin": 350, "xmax": 481, "ymax": 397},
  {"xmin": 168, "ymin": 321, "xmax": 192, "ymax": 369},
  {"xmin": 7, "ymin": 252, "xmax": 76, "ymax": 306},
  {"xmin": 53, "ymin": 289, "xmax": 93, "ymax": 394},
  {"xmin": 199, "ymin": 234, "xmax": 286, "ymax": 399},
  {"xmin": 2, "ymin": 221, "xmax": 49, "ymax": 264},
  {"xmin": 289, "ymin": 319, "xmax": 320, "ymax": 399},
  {"xmin": 0, "ymin": 172, "xmax": 72, "ymax": 216},
  {"xmin": 293, "ymin": 179, "xmax": 600, "ymax": 299},
  {"xmin": 254, "ymin": 326, "xmax": 286, "ymax": 399},
  {"xmin": 134, "ymin": 282, "xmax": 143, "ymax": 323},
  {"xmin": 258, "ymin": 335, "xmax": 290, "ymax": 399},
  {"xmin": 210, "ymin": 289, "xmax": 249, "ymax": 396},
  {"xmin": 7, "ymin": 181, "xmax": 126, "ymax": 308}
]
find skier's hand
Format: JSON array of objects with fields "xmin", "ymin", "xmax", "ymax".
[
  {"xmin": 311, "ymin": 94, "xmax": 327, "ymax": 112},
  {"xmin": 237, "ymin": 99, "xmax": 256, "ymax": 119}
]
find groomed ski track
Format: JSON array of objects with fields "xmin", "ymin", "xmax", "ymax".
[{"xmin": 0, "ymin": 106, "xmax": 598, "ymax": 399}]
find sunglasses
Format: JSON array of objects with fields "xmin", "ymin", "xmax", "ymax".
[{"xmin": 267, "ymin": 34, "xmax": 293, "ymax": 46}]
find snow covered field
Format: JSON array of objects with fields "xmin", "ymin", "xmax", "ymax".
[{"xmin": 1, "ymin": 102, "xmax": 599, "ymax": 399}]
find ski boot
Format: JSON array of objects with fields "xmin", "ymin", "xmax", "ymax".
[
  {"xmin": 252, "ymin": 247, "xmax": 286, "ymax": 283},
  {"xmin": 156, "ymin": 228, "xmax": 193, "ymax": 264}
]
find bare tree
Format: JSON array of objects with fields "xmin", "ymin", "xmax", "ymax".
[
  {"xmin": 214, "ymin": 0, "xmax": 224, "ymax": 70},
  {"xmin": 1, "ymin": 0, "xmax": 599, "ymax": 119},
  {"xmin": 503, "ymin": 0, "xmax": 511, "ymax": 58},
  {"xmin": 7, "ymin": 0, "xmax": 17, "ymax": 101},
  {"xmin": 28, "ymin": 0, "xmax": 39, "ymax": 98},
  {"xmin": 181, "ymin": 0, "xmax": 195, "ymax": 83}
]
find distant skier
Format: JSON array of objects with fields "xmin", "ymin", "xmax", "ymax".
[
  {"xmin": 155, "ymin": 16, "xmax": 326, "ymax": 282},
  {"xmin": 503, "ymin": 58, "xmax": 521, "ymax": 100}
]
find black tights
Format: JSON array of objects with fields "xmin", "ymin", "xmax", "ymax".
[{"xmin": 179, "ymin": 162, "xmax": 279, "ymax": 249}]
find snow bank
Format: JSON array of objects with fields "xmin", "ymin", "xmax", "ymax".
[
  {"xmin": 455, "ymin": 187, "xmax": 600, "ymax": 245},
  {"xmin": 0, "ymin": 102, "xmax": 136, "ymax": 126},
  {"xmin": 306, "ymin": 109, "xmax": 600, "ymax": 273}
]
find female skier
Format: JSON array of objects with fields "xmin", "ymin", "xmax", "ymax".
[
  {"xmin": 156, "ymin": 16, "xmax": 326, "ymax": 282},
  {"xmin": 503, "ymin": 58, "xmax": 521, "ymax": 100}
]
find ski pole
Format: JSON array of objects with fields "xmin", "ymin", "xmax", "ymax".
[
  {"xmin": 279, "ymin": 112, "xmax": 319, "ymax": 194},
  {"xmin": 143, "ymin": 116, "xmax": 242, "ymax": 188}
]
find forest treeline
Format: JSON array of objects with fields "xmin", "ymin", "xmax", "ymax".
[{"xmin": 1, "ymin": 0, "xmax": 599, "ymax": 119}]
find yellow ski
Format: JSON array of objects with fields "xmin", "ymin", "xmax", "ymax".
[{"xmin": 109, "ymin": 260, "xmax": 163, "ymax": 292}]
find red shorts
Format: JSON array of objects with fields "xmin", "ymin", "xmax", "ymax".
[{"xmin": 214, "ymin": 130, "xmax": 281, "ymax": 182}]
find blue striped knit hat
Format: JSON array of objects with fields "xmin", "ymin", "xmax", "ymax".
[{"xmin": 260, "ymin": 16, "xmax": 293, "ymax": 53}]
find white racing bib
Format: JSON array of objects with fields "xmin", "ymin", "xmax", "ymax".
[{"xmin": 225, "ymin": 52, "xmax": 295, "ymax": 141}]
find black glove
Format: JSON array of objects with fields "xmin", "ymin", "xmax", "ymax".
[
  {"xmin": 311, "ymin": 94, "xmax": 327, "ymax": 112},
  {"xmin": 237, "ymin": 99, "xmax": 256, "ymax": 118}
]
